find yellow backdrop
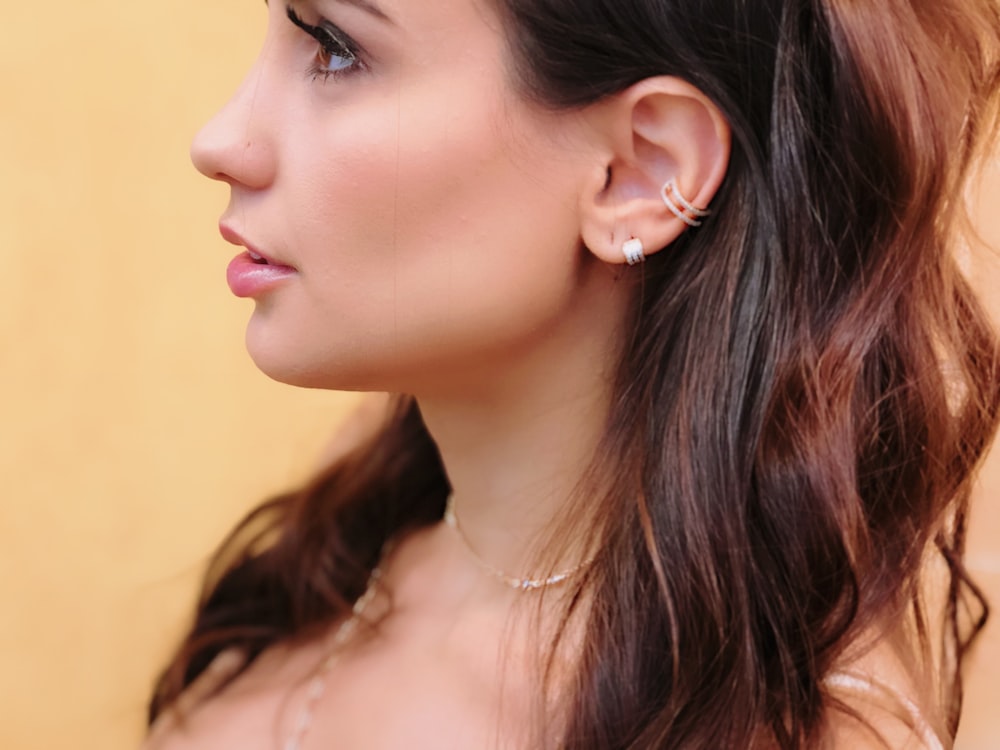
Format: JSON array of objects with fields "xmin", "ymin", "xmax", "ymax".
[
  {"xmin": 0, "ymin": 2, "xmax": 361, "ymax": 748},
  {"xmin": 0, "ymin": 2, "xmax": 996, "ymax": 749}
]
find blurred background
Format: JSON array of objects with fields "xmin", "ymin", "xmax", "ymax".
[
  {"xmin": 0, "ymin": 2, "xmax": 362, "ymax": 747},
  {"xmin": 0, "ymin": 1, "xmax": 996, "ymax": 748}
]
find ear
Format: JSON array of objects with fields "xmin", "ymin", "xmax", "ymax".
[{"xmin": 578, "ymin": 77, "xmax": 730, "ymax": 265}]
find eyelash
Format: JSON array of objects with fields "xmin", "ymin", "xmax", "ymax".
[{"xmin": 285, "ymin": 6, "xmax": 367, "ymax": 82}]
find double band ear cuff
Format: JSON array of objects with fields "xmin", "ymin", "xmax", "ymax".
[
  {"xmin": 661, "ymin": 178, "xmax": 711, "ymax": 227},
  {"xmin": 622, "ymin": 237, "xmax": 645, "ymax": 266}
]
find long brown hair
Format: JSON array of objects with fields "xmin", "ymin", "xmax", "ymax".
[{"xmin": 152, "ymin": 0, "xmax": 1000, "ymax": 746}]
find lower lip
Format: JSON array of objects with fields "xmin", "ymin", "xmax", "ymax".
[{"xmin": 226, "ymin": 252, "xmax": 297, "ymax": 298}]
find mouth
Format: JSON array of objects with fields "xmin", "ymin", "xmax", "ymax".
[{"xmin": 219, "ymin": 223, "xmax": 295, "ymax": 270}]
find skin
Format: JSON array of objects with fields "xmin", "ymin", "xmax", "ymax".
[
  {"xmin": 194, "ymin": 0, "xmax": 619, "ymax": 397},
  {"xmin": 156, "ymin": 0, "xmax": 732, "ymax": 746}
]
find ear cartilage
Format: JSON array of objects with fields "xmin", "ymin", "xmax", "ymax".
[
  {"xmin": 661, "ymin": 179, "xmax": 711, "ymax": 227},
  {"xmin": 622, "ymin": 237, "xmax": 646, "ymax": 266}
]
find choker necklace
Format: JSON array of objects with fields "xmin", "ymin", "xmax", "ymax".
[{"xmin": 443, "ymin": 494, "xmax": 593, "ymax": 591}]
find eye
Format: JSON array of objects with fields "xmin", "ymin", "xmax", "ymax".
[
  {"xmin": 312, "ymin": 29, "xmax": 358, "ymax": 78},
  {"xmin": 286, "ymin": 6, "xmax": 366, "ymax": 81}
]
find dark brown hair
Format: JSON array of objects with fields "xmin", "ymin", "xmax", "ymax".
[{"xmin": 151, "ymin": 0, "xmax": 1000, "ymax": 746}]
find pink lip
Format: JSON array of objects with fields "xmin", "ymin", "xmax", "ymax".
[
  {"xmin": 218, "ymin": 223, "xmax": 297, "ymax": 298},
  {"xmin": 226, "ymin": 252, "xmax": 298, "ymax": 298}
]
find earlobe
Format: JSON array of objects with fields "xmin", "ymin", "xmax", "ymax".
[{"xmin": 579, "ymin": 76, "xmax": 730, "ymax": 265}]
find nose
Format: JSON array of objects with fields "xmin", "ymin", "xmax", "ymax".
[{"xmin": 190, "ymin": 62, "xmax": 277, "ymax": 190}]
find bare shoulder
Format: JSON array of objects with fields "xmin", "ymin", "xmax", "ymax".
[
  {"xmin": 820, "ymin": 631, "xmax": 952, "ymax": 750},
  {"xmin": 142, "ymin": 649, "xmax": 247, "ymax": 750}
]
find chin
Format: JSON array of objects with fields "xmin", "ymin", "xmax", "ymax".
[
  {"xmin": 247, "ymin": 344, "xmax": 352, "ymax": 390},
  {"xmin": 250, "ymin": 356, "xmax": 377, "ymax": 392},
  {"xmin": 243, "ymin": 330, "xmax": 384, "ymax": 392},
  {"xmin": 243, "ymin": 321, "xmax": 326, "ymax": 389}
]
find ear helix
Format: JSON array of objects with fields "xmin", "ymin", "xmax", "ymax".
[{"xmin": 661, "ymin": 178, "xmax": 711, "ymax": 227}]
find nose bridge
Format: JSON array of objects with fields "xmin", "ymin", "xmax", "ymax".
[{"xmin": 190, "ymin": 53, "xmax": 279, "ymax": 189}]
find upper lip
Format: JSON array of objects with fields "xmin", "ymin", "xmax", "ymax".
[{"xmin": 218, "ymin": 223, "xmax": 295, "ymax": 269}]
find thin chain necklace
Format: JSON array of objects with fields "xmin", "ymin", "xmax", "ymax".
[
  {"xmin": 282, "ymin": 570, "xmax": 380, "ymax": 750},
  {"xmin": 444, "ymin": 494, "xmax": 594, "ymax": 591},
  {"xmin": 283, "ymin": 500, "xmax": 592, "ymax": 748}
]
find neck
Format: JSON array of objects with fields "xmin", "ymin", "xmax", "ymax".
[{"xmin": 414, "ymin": 313, "xmax": 621, "ymax": 583}]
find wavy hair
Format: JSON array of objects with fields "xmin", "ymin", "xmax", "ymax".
[{"xmin": 151, "ymin": 0, "xmax": 1000, "ymax": 746}]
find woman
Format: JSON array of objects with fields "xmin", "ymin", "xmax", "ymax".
[{"xmin": 146, "ymin": 0, "xmax": 1000, "ymax": 747}]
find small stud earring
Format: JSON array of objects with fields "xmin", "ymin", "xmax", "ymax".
[
  {"xmin": 622, "ymin": 237, "xmax": 645, "ymax": 266},
  {"xmin": 661, "ymin": 179, "xmax": 711, "ymax": 227}
]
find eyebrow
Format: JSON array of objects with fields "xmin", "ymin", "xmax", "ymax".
[{"xmin": 277, "ymin": 0, "xmax": 394, "ymax": 25}]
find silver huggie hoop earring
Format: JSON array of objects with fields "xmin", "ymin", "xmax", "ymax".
[
  {"xmin": 661, "ymin": 179, "xmax": 711, "ymax": 228},
  {"xmin": 622, "ymin": 237, "xmax": 645, "ymax": 266}
]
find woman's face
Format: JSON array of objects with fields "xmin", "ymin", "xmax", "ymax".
[{"xmin": 192, "ymin": 0, "xmax": 614, "ymax": 393}]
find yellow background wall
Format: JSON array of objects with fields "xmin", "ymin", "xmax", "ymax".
[
  {"xmin": 1, "ymin": 2, "xmax": 361, "ymax": 748},
  {"xmin": 0, "ymin": 2, "xmax": 995, "ymax": 749}
]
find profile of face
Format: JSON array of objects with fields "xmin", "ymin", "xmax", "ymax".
[{"xmin": 191, "ymin": 0, "xmax": 626, "ymax": 395}]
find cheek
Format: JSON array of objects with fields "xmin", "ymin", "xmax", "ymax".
[{"xmin": 254, "ymin": 82, "xmax": 586, "ymax": 389}]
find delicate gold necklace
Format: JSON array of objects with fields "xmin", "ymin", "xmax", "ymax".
[
  {"xmin": 282, "ymin": 571, "xmax": 380, "ymax": 750},
  {"xmin": 444, "ymin": 494, "xmax": 594, "ymax": 591},
  {"xmin": 283, "ymin": 500, "xmax": 592, "ymax": 748}
]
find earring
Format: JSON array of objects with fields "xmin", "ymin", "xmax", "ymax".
[
  {"xmin": 622, "ymin": 237, "xmax": 645, "ymax": 266},
  {"xmin": 661, "ymin": 179, "xmax": 711, "ymax": 227}
]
